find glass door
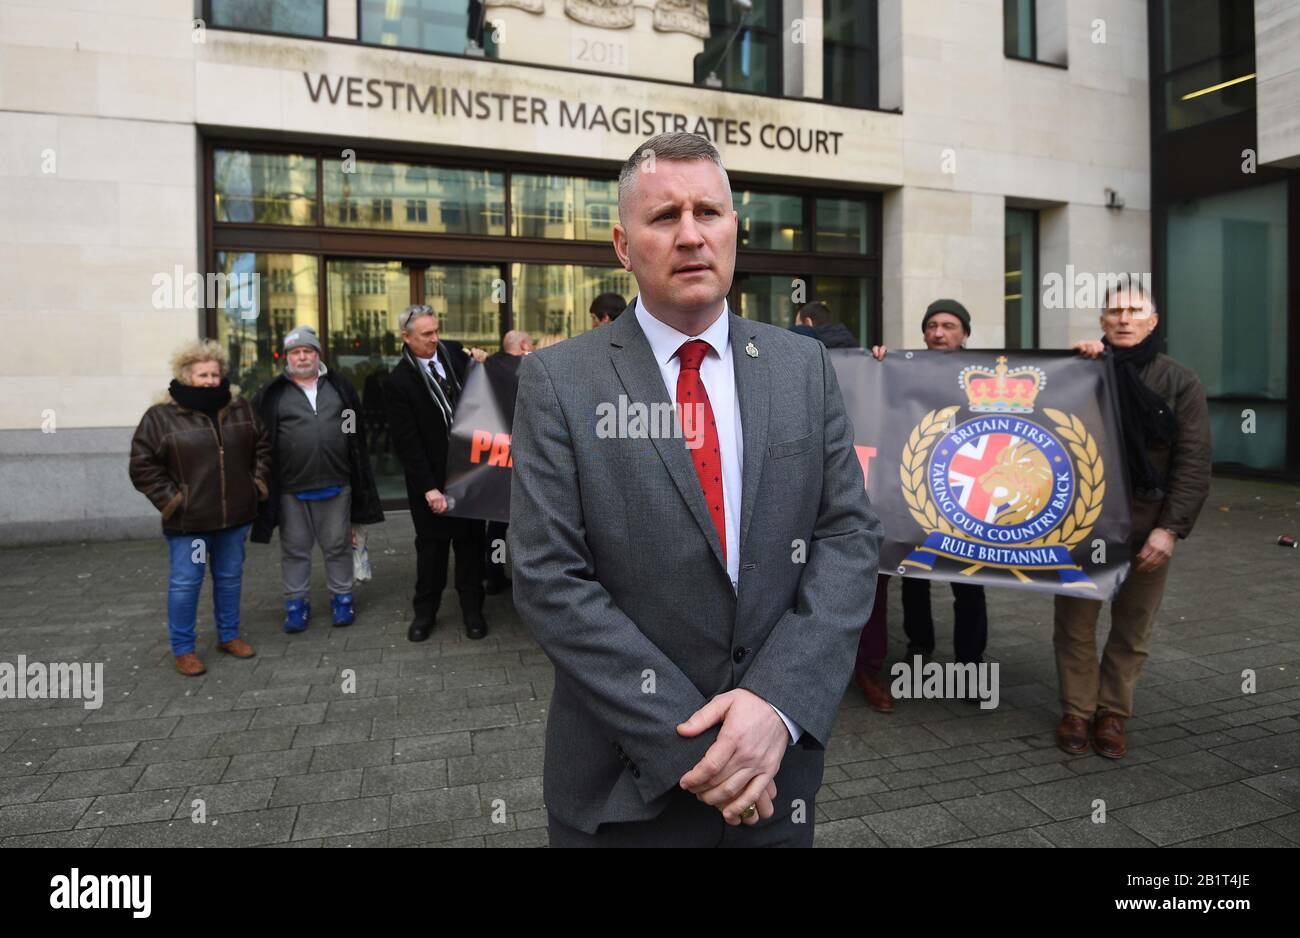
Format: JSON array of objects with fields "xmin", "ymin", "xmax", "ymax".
[{"xmin": 325, "ymin": 258, "xmax": 505, "ymax": 501}]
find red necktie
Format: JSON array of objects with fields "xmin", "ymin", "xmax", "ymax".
[{"xmin": 676, "ymin": 339, "xmax": 726, "ymax": 562}]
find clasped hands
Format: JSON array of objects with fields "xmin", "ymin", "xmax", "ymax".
[{"xmin": 676, "ymin": 688, "xmax": 791, "ymax": 827}]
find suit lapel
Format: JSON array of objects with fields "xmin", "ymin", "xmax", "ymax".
[
  {"xmin": 730, "ymin": 314, "xmax": 770, "ymax": 556},
  {"xmin": 608, "ymin": 307, "xmax": 728, "ymax": 574}
]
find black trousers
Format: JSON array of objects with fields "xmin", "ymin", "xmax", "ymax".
[
  {"xmin": 485, "ymin": 520, "xmax": 509, "ymax": 584},
  {"xmin": 546, "ymin": 786, "xmax": 815, "ymax": 848},
  {"xmin": 900, "ymin": 577, "xmax": 988, "ymax": 664},
  {"xmin": 408, "ymin": 496, "xmax": 485, "ymax": 620}
]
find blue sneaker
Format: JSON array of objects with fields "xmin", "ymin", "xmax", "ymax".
[
  {"xmin": 284, "ymin": 598, "xmax": 309, "ymax": 633},
  {"xmin": 303, "ymin": 599, "xmax": 311, "ymax": 625},
  {"xmin": 331, "ymin": 592, "xmax": 355, "ymax": 627}
]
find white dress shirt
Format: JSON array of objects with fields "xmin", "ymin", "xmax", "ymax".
[
  {"xmin": 419, "ymin": 352, "xmax": 447, "ymax": 382},
  {"xmin": 633, "ymin": 297, "xmax": 801, "ymax": 744}
]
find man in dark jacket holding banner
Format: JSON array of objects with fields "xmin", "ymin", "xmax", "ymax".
[
  {"xmin": 384, "ymin": 304, "xmax": 489, "ymax": 642},
  {"xmin": 1059, "ymin": 280, "xmax": 1211, "ymax": 758},
  {"xmin": 864, "ymin": 300, "xmax": 989, "ymax": 709}
]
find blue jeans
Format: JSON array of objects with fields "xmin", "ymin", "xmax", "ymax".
[{"xmin": 165, "ymin": 523, "xmax": 251, "ymax": 655}]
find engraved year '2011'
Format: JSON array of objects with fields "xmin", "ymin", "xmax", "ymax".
[{"xmin": 575, "ymin": 38, "xmax": 626, "ymax": 68}]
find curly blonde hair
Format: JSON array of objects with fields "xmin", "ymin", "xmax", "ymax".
[{"xmin": 171, "ymin": 339, "xmax": 227, "ymax": 385}]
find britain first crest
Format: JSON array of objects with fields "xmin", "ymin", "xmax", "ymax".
[{"xmin": 899, "ymin": 357, "xmax": 1104, "ymax": 588}]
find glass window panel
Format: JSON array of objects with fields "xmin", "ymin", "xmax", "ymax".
[
  {"xmin": 422, "ymin": 264, "xmax": 504, "ymax": 352},
  {"xmin": 696, "ymin": 0, "xmax": 782, "ymax": 94},
  {"xmin": 323, "ymin": 159, "xmax": 505, "ymax": 235},
  {"xmin": 812, "ymin": 276, "xmax": 872, "ymax": 347},
  {"xmin": 824, "ymin": 0, "xmax": 873, "ymax": 44},
  {"xmin": 1004, "ymin": 208, "xmax": 1037, "ymax": 349},
  {"xmin": 1166, "ymin": 182, "xmax": 1288, "ymax": 401},
  {"xmin": 214, "ymin": 252, "xmax": 319, "ymax": 397},
  {"xmin": 1163, "ymin": 0, "xmax": 1254, "ymax": 73},
  {"xmin": 1163, "ymin": 49, "xmax": 1256, "ymax": 131},
  {"xmin": 1003, "ymin": 0, "xmax": 1033, "ymax": 59},
  {"xmin": 325, "ymin": 260, "xmax": 412, "ymax": 502},
  {"xmin": 735, "ymin": 190, "xmax": 804, "ymax": 251},
  {"xmin": 1208, "ymin": 401, "xmax": 1285, "ymax": 470},
  {"xmin": 510, "ymin": 175, "xmax": 620, "ymax": 241},
  {"xmin": 824, "ymin": 43, "xmax": 877, "ymax": 109},
  {"xmin": 210, "ymin": 0, "xmax": 324, "ymax": 36},
  {"xmin": 359, "ymin": 0, "xmax": 489, "ymax": 55},
  {"xmin": 214, "ymin": 150, "xmax": 317, "ymax": 226},
  {"xmin": 735, "ymin": 274, "xmax": 802, "ymax": 328},
  {"xmin": 511, "ymin": 264, "xmax": 635, "ymax": 343},
  {"xmin": 815, "ymin": 197, "xmax": 871, "ymax": 254}
]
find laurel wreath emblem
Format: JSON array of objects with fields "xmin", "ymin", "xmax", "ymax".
[{"xmin": 899, "ymin": 406, "xmax": 1105, "ymax": 553}]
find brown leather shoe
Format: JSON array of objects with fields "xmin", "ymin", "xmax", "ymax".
[
  {"xmin": 175, "ymin": 653, "xmax": 206, "ymax": 677},
  {"xmin": 1056, "ymin": 714, "xmax": 1090, "ymax": 754},
  {"xmin": 1093, "ymin": 712, "xmax": 1128, "ymax": 759},
  {"xmin": 217, "ymin": 638, "xmax": 255, "ymax": 659},
  {"xmin": 855, "ymin": 671, "xmax": 895, "ymax": 713}
]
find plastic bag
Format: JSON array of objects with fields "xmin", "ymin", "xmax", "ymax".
[{"xmin": 352, "ymin": 525, "xmax": 373, "ymax": 582}]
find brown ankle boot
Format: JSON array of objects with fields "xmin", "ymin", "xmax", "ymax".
[
  {"xmin": 1093, "ymin": 712, "xmax": 1127, "ymax": 759},
  {"xmin": 1056, "ymin": 714, "xmax": 1090, "ymax": 754},
  {"xmin": 855, "ymin": 671, "xmax": 895, "ymax": 713},
  {"xmin": 175, "ymin": 653, "xmax": 206, "ymax": 677},
  {"xmin": 217, "ymin": 638, "xmax": 255, "ymax": 659}
]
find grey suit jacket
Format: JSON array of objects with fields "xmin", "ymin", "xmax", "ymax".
[{"xmin": 508, "ymin": 308, "xmax": 882, "ymax": 834}]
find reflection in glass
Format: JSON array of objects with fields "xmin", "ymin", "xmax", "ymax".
[
  {"xmin": 359, "ymin": 0, "xmax": 496, "ymax": 56},
  {"xmin": 1004, "ymin": 209, "xmax": 1036, "ymax": 349},
  {"xmin": 824, "ymin": 0, "xmax": 878, "ymax": 108},
  {"xmin": 214, "ymin": 252, "xmax": 319, "ymax": 397},
  {"xmin": 323, "ymin": 160, "xmax": 505, "ymax": 235},
  {"xmin": 736, "ymin": 274, "xmax": 800, "ymax": 327},
  {"xmin": 1166, "ymin": 182, "xmax": 1287, "ymax": 403},
  {"xmin": 735, "ymin": 190, "xmax": 804, "ymax": 251},
  {"xmin": 326, "ymin": 260, "xmax": 412, "ymax": 499},
  {"xmin": 695, "ymin": 0, "xmax": 782, "ymax": 94},
  {"xmin": 423, "ymin": 264, "xmax": 504, "ymax": 352},
  {"xmin": 1162, "ymin": 0, "xmax": 1253, "ymax": 73},
  {"xmin": 1003, "ymin": 0, "xmax": 1033, "ymax": 58},
  {"xmin": 816, "ymin": 198, "xmax": 870, "ymax": 254},
  {"xmin": 214, "ymin": 150, "xmax": 317, "ymax": 226},
  {"xmin": 210, "ymin": 0, "xmax": 325, "ymax": 36},
  {"xmin": 811, "ymin": 276, "xmax": 871, "ymax": 347},
  {"xmin": 511, "ymin": 175, "xmax": 620, "ymax": 241},
  {"xmin": 1163, "ymin": 50, "xmax": 1256, "ymax": 131},
  {"xmin": 511, "ymin": 265, "xmax": 636, "ymax": 343}
]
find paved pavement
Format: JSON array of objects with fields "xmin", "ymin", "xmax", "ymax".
[{"xmin": 2, "ymin": 477, "xmax": 1298, "ymax": 848}]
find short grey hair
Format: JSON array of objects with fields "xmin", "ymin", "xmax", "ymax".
[
  {"xmin": 399, "ymin": 304, "xmax": 439, "ymax": 333},
  {"xmin": 617, "ymin": 133, "xmax": 731, "ymax": 221}
]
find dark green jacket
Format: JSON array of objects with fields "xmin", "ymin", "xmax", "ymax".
[{"xmin": 1129, "ymin": 352, "xmax": 1212, "ymax": 540}]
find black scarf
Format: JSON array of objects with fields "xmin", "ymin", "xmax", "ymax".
[
  {"xmin": 169, "ymin": 378, "xmax": 231, "ymax": 414},
  {"xmin": 1106, "ymin": 334, "xmax": 1177, "ymax": 494}
]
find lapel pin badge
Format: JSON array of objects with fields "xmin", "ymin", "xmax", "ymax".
[{"xmin": 745, "ymin": 341, "xmax": 759, "ymax": 359}]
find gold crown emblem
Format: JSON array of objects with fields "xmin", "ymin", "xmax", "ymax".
[{"xmin": 958, "ymin": 357, "xmax": 1046, "ymax": 413}]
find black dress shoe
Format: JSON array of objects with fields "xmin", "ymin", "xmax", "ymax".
[
  {"xmin": 407, "ymin": 616, "xmax": 434, "ymax": 643},
  {"xmin": 463, "ymin": 611, "xmax": 488, "ymax": 641}
]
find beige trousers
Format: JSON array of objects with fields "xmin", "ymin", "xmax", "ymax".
[{"xmin": 1053, "ymin": 558, "xmax": 1172, "ymax": 719}]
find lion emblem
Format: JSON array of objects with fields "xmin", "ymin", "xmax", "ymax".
[{"xmin": 978, "ymin": 440, "xmax": 1052, "ymax": 526}]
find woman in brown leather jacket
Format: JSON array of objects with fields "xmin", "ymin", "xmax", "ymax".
[{"xmin": 129, "ymin": 340, "xmax": 271, "ymax": 676}]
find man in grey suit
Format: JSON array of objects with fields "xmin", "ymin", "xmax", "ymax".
[{"xmin": 509, "ymin": 132, "xmax": 882, "ymax": 847}]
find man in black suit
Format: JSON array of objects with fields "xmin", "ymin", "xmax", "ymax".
[{"xmin": 384, "ymin": 304, "xmax": 488, "ymax": 641}]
